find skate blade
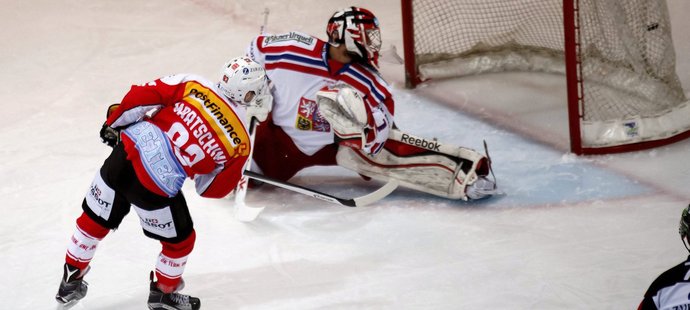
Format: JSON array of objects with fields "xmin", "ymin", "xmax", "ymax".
[{"xmin": 56, "ymin": 299, "xmax": 79, "ymax": 310}]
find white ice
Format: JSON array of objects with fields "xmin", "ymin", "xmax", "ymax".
[{"xmin": 2, "ymin": 0, "xmax": 690, "ymax": 309}]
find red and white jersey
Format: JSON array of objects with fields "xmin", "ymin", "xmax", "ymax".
[
  {"xmin": 105, "ymin": 74, "xmax": 250, "ymax": 198},
  {"xmin": 246, "ymin": 31, "xmax": 394, "ymax": 155}
]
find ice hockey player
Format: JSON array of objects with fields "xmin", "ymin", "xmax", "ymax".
[
  {"xmin": 54, "ymin": 57, "xmax": 268, "ymax": 310},
  {"xmin": 638, "ymin": 204, "xmax": 690, "ymax": 309},
  {"xmin": 245, "ymin": 6, "xmax": 392, "ymax": 180},
  {"xmin": 245, "ymin": 6, "xmax": 496, "ymax": 201}
]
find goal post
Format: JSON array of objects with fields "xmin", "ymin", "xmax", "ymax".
[{"xmin": 401, "ymin": 0, "xmax": 690, "ymax": 155}]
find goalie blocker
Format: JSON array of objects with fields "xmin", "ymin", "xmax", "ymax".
[{"xmin": 316, "ymin": 87, "xmax": 498, "ymax": 201}]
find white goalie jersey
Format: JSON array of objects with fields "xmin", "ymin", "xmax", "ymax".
[{"xmin": 246, "ymin": 31, "xmax": 394, "ymax": 156}]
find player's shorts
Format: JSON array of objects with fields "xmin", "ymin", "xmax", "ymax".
[{"xmin": 81, "ymin": 143, "xmax": 193, "ymax": 243}]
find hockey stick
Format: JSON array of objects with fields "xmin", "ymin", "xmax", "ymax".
[
  {"xmin": 233, "ymin": 117, "xmax": 265, "ymax": 222},
  {"xmin": 259, "ymin": 8, "xmax": 269, "ymax": 34},
  {"xmin": 232, "ymin": 8, "xmax": 271, "ymax": 222},
  {"xmin": 243, "ymin": 170, "xmax": 399, "ymax": 207}
]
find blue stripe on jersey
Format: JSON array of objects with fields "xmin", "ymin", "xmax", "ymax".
[
  {"xmin": 263, "ymin": 45, "xmax": 389, "ymax": 104},
  {"xmin": 265, "ymin": 53, "xmax": 326, "ymax": 69},
  {"xmin": 344, "ymin": 67, "xmax": 386, "ymax": 102}
]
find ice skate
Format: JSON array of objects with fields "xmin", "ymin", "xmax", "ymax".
[
  {"xmin": 55, "ymin": 264, "xmax": 89, "ymax": 309},
  {"xmin": 147, "ymin": 271, "xmax": 200, "ymax": 310},
  {"xmin": 465, "ymin": 176, "xmax": 501, "ymax": 200}
]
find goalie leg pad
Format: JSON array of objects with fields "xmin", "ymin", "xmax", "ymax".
[{"xmin": 336, "ymin": 140, "xmax": 494, "ymax": 200}]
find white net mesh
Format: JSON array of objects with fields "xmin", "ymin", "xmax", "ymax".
[{"xmin": 409, "ymin": 0, "xmax": 689, "ymax": 150}]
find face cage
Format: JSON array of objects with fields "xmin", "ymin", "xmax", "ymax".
[
  {"xmin": 351, "ymin": 27, "xmax": 381, "ymax": 67},
  {"xmin": 365, "ymin": 28, "xmax": 382, "ymax": 52}
]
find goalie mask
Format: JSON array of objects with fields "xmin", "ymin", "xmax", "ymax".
[
  {"xmin": 218, "ymin": 57, "xmax": 268, "ymax": 106},
  {"xmin": 327, "ymin": 7, "xmax": 382, "ymax": 68}
]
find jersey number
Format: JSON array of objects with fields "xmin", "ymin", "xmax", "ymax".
[{"xmin": 166, "ymin": 122, "xmax": 205, "ymax": 166}]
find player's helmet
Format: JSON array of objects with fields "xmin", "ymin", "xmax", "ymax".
[
  {"xmin": 327, "ymin": 7, "xmax": 382, "ymax": 68},
  {"xmin": 680, "ymin": 204, "xmax": 690, "ymax": 240},
  {"xmin": 218, "ymin": 57, "xmax": 268, "ymax": 106},
  {"xmin": 679, "ymin": 204, "xmax": 690, "ymax": 252}
]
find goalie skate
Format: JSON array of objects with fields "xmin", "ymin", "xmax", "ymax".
[{"xmin": 465, "ymin": 175, "xmax": 499, "ymax": 200}]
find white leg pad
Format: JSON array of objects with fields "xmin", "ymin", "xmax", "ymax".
[{"xmin": 336, "ymin": 146, "xmax": 488, "ymax": 200}]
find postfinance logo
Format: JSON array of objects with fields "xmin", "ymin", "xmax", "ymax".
[{"xmin": 184, "ymin": 82, "xmax": 250, "ymax": 158}]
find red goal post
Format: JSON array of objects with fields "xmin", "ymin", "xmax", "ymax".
[{"xmin": 401, "ymin": 0, "xmax": 690, "ymax": 155}]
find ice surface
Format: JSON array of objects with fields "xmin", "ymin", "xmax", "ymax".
[{"xmin": 1, "ymin": 0, "xmax": 689, "ymax": 309}]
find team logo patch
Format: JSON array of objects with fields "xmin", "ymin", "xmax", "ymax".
[
  {"xmin": 85, "ymin": 172, "xmax": 115, "ymax": 220},
  {"xmin": 132, "ymin": 205, "xmax": 177, "ymax": 239},
  {"xmin": 295, "ymin": 97, "xmax": 330, "ymax": 132}
]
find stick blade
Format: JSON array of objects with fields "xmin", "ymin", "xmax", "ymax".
[
  {"xmin": 233, "ymin": 176, "xmax": 264, "ymax": 222},
  {"xmin": 352, "ymin": 179, "xmax": 399, "ymax": 206},
  {"xmin": 234, "ymin": 202, "xmax": 265, "ymax": 222}
]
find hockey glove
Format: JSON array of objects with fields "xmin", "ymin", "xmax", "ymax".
[
  {"xmin": 246, "ymin": 94, "xmax": 273, "ymax": 123},
  {"xmin": 100, "ymin": 103, "xmax": 122, "ymax": 147},
  {"xmin": 317, "ymin": 87, "xmax": 367, "ymax": 131},
  {"xmin": 100, "ymin": 123, "xmax": 120, "ymax": 148},
  {"xmin": 317, "ymin": 86, "xmax": 390, "ymax": 155}
]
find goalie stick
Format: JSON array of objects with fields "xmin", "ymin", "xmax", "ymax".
[{"xmin": 243, "ymin": 170, "xmax": 399, "ymax": 207}]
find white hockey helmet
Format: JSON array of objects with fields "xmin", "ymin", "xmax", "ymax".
[
  {"xmin": 218, "ymin": 57, "xmax": 267, "ymax": 106},
  {"xmin": 327, "ymin": 7, "xmax": 382, "ymax": 68}
]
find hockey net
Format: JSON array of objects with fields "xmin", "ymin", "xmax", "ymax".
[{"xmin": 401, "ymin": 0, "xmax": 690, "ymax": 154}]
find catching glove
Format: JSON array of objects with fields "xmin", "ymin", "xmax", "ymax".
[
  {"xmin": 317, "ymin": 87, "xmax": 367, "ymax": 138},
  {"xmin": 316, "ymin": 86, "xmax": 391, "ymax": 155}
]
